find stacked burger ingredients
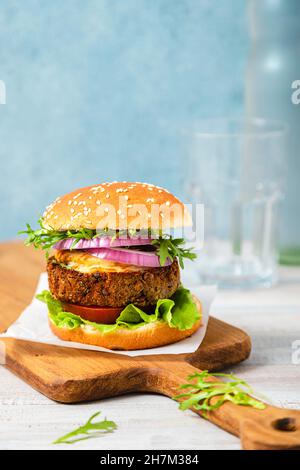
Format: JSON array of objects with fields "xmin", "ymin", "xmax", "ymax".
[{"xmin": 20, "ymin": 182, "xmax": 201, "ymax": 350}]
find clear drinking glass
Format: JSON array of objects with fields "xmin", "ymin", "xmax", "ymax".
[{"xmin": 182, "ymin": 118, "xmax": 287, "ymax": 288}]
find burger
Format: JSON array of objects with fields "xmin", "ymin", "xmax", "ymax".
[{"xmin": 20, "ymin": 181, "xmax": 201, "ymax": 350}]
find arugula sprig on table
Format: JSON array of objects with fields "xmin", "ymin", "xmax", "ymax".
[
  {"xmin": 174, "ymin": 371, "xmax": 266, "ymax": 417},
  {"xmin": 53, "ymin": 412, "xmax": 117, "ymax": 445},
  {"xmin": 19, "ymin": 220, "xmax": 197, "ymax": 268}
]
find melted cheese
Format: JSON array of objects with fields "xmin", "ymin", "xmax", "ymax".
[{"xmin": 54, "ymin": 250, "xmax": 149, "ymax": 273}]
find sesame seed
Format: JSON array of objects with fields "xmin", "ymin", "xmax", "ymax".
[
  {"xmin": 70, "ymin": 208, "xmax": 75, "ymax": 213},
  {"xmin": 166, "ymin": 201, "xmax": 170, "ymax": 206},
  {"xmin": 104, "ymin": 208, "xmax": 109, "ymax": 213},
  {"xmin": 73, "ymin": 193, "xmax": 82, "ymax": 199},
  {"xmin": 96, "ymin": 200, "xmax": 101, "ymax": 205},
  {"xmin": 68, "ymin": 200, "xmax": 72, "ymax": 205},
  {"xmin": 73, "ymin": 201, "xmax": 78, "ymax": 205},
  {"xmin": 124, "ymin": 195, "xmax": 129, "ymax": 200},
  {"xmin": 120, "ymin": 214, "xmax": 125, "ymax": 219},
  {"xmin": 88, "ymin": 196, "xmax": 92, "ymax": 200},
  {"xmin": 106, "ymin": 193, "xmax": 110, "ymax": 198},
  {"xmin": 158, "ymin": 189, "xmax": 163, "ymax": 193}
]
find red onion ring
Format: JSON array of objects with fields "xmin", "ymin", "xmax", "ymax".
[
  {"xmin": 53, "ymin": 236, "xmax": 153, "ymax": 250},
  {"xmin": 87, "ymin": 247, "xmax": 171, "ymax": 268}
]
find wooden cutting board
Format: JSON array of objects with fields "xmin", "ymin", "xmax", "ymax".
[{"xmin": 1, "ymin": 242, "xmax": 300, "ymax": 450}]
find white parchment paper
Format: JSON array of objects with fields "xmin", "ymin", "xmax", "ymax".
[{"xmin": 0, "ymin": 273, "xmax": 216, "ymax": 357}]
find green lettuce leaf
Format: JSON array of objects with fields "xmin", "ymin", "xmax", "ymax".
[
  {"xmin": 36, "ymin": 286, "xmax": 200, "ymax": 335},
  {"xmin": 167, "ymin": 288, "xmax": 200, "ymax": 330}
]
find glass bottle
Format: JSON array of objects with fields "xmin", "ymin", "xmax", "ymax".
[{"xmin": 246, "ymin": 0, "xmax": 300, "ymax": 265}]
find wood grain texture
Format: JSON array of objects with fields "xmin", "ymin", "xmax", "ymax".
[{"xmin": 1, "ymin": 242, "xmax": 300, "ymax": 450}]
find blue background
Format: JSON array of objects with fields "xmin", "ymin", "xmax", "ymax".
[{"xmin": 0, "ymin": 0, "xmax": 247, "ymax": 240}]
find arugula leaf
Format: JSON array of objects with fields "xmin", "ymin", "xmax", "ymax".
[
  {"xmin": 37, "ymin": 286, "xmax": 200, "ymax": 333},
  {"xmin": 19, "ymin": 220, "xmax": 137, "ymax": 253},
  {"xmin": 53, "ymin": 412, "xmax": 117, "ymax": 445},
  {"xmin": 18, "ymin": 218, "xmax": 96, "ymax": 255},
  {"xmin": 19, "ymin": 220, "xmax": 197, "ymax": 268},
  {"xmin": 174, "ymin": 371, "xmax": 266, "ymax": 417},
  {"xmin": 152, "ymin": 236, "xmax": 197, "ymax": 269}
]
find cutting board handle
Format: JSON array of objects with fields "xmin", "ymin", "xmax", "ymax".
[{"xmin": 141, "ymin": 359, "xmax": 300, "ymax": 450}]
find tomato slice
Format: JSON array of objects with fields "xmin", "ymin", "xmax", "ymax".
[{"xmin": 62, "ymin": 302, "xmax": 123, "ymax": 324}]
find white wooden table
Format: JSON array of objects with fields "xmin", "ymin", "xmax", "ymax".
[{"xmin": 1, "ymin": 267, "xmax": 300, "ymax": 450}]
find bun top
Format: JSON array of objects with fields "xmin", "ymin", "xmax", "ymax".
[{"xmin": 42, "ymin": 182, "xmax": 192, "ymax": 231}]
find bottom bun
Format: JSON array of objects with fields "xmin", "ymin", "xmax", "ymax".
[{"xmin": 49, "ymin": 295, "xmax": 202, "ymax": 351}]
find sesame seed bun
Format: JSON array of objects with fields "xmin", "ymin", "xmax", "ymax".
[
  {"xmin": 49, "ymin": 295, "xmax": 202, "ymax": 350},
  {"xmin": 42, "ymin": 182, "xmax": 192, "ymax": 231}
]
